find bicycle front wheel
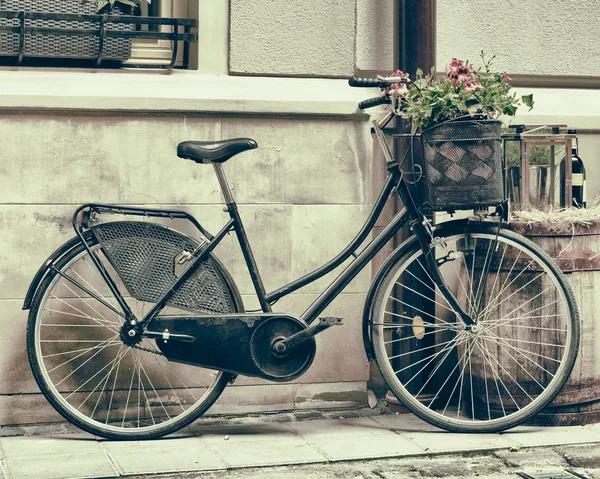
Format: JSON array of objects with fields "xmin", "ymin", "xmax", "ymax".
[
  {"xmin": 27, "ymin": 237, "xmax": 239, "ymax": 440},
  {"xmin": 370, "ymin": 221, "xmax": 580, "ymax": 432}
]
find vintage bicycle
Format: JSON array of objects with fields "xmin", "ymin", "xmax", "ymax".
[{"xmin": 23, "ymin": 76, "xmax": 580, "ymax": 440}]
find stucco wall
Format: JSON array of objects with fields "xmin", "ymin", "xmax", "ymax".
[
  {"xmin": 0, "ymin": 111, "xmax": 373, "ymax": 426},
  {"xmin": 437, "ymin": 0, "xmax": 600, "ymax": 76},
  {"xmin": 229, "ymin": 0, "xmax": 394, "ymax": 76}
]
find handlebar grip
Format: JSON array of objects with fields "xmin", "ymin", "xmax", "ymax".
[
  {"xmin": 358, "ymin": 97, "xmax": 391, "ymax": 110},
  {"xmin": 349, "ymin": 77, "xmax": 384, "ymax": 88}
]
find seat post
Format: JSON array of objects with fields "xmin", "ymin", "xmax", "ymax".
[{"xmin": 213, "ymin": 163, "xmax": 235, "ymax": 204}]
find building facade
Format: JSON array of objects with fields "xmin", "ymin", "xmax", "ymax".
[{"xmin": 0, "ymin": 0, "xmax": 598, "ymax": 427}]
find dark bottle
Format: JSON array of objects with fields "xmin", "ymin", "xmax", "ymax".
[{"xmin": 568, "ymin": 130, "xmax": 587, "ymax": 208}]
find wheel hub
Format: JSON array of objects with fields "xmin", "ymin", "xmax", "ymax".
[{"xmin": 120, "ymin": 318, "xmax": 143, "ymax": 346}]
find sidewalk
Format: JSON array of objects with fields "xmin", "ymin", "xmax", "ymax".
[{"xmin": 1, "ymin": 409, "xmax": 600, "ymax": 479}]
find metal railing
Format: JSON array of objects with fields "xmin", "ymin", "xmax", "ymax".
[{"xmin": 0, "ymin": 11, "xmax": 197, "ymax": 69}]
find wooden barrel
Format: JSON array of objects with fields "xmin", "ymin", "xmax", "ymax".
[{"xmin": 504, "ymin": 221, "xmax": 600, "ymax": 426}]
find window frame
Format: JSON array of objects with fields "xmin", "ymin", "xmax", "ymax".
[{"xmin": 126, "ymin": 0, "xmax": 190, "ymax": 66}]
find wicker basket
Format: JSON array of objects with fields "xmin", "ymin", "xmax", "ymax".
[
  {"xmin": 419, "ymin": 119, "xmax": 505, "ymax": 211},
  {"xmin": 0, "ymin": 0, "xmax": 133, "ymax": 61}
]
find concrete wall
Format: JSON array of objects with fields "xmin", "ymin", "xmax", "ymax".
[
  {"xmin": 229, "ymin": 0, "xmax": 394, "ymax": 76},
  {"xmin": 0, "ymin": 108, "xmax": 374, "ymax": 426},
  {"xmin": 437, "ymin": 0, "xmax": 600, "ymax": 76}
]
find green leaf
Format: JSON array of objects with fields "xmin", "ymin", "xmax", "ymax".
[
  {"xmin": 116, "ymin": 0, "xmax": 142, "ymax": 7},
  {"xmin": 96, "ymin": 0, "xmax": 110, "ymax": 11},
  {"xmin": 97, "ymin": 0, "xmax": 149, "ymax": 10},
  {"xmin": 521, "ymin": 94, "xmax": 534, "ymax": 110},
  {"xmin": 503, "ymin": 105, "xmax": 517, "ymax": 116}
]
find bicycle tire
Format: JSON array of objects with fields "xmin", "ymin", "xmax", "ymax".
[
  {"xmin": 27, "ymin": 235, "xmax": 239, "ymax": 440},
  {"xmin": 370, "ymin": 221, "xmax": 580, "ymax": 433}
]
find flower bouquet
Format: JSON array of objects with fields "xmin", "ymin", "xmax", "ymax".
[{"xmin": 383, "ymin": 53, "xmax": 534, "ymax": 212}]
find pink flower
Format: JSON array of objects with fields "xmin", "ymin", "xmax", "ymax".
[
  {"xmin": 452, "ymin": 74, "xmax": 471, "ymax": 87},
  {"xmin": 389, "ymin": 83, "xmax": 409, "ymax": 98},
  {"xmin": 500, "ymin": 72, "xmax": 512, "ymax": 82},
  {"xmin": 381, "ymin": 70, "xmax": 410, "ymax": 98},
  {"xmin": 464, "ymin": 80, "xmax": 483, "ymax": 93},
  {"xmin": 446, "ymin": 58, "xmax": 472, "ymax": 80},
  {"xmin": 391, "ymin": 69, "xmax": 410, "ymax": 79}
]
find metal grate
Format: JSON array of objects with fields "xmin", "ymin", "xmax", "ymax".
[
  {"xmin": 92, "ymin": 221, "xmax": 235, "ymax": 314},
  {"xmin": 419, "ymin": 119, "xmax": 505, "ymax": 211},
  {"xmin": 0, "ymin": 0, "xmax": 132, "ymax": 60}
]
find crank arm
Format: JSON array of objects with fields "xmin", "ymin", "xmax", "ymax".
[{"xmin": 273, "ymin": 317, "xmax": 343, "ymax": 354}]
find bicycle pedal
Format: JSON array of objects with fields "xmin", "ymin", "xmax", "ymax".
[{"xmin": 319, "ymin": 317, "xmax": 343, "ymax": 326}]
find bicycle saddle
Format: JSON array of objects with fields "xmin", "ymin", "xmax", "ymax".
[{"xmin": 177, "ymin": 138, "xmax": 258, "ymax": 164}]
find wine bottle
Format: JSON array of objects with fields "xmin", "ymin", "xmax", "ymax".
[{"xmin": 568, "ymin": 130, "xmax": 587, "ymax": 208}]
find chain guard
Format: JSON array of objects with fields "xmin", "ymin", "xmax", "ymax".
[
  {"xmin": 152, "ymin": 313, "xmax": 315, "ymax": 382},
  {"xmin": 250, "ymin": 317, "xmax": 315, "ymax": 381}
]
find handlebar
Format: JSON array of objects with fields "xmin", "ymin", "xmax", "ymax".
[
  {"xmin": 348, "ymin": 77, "xmax": 387, "ymax": 88},
  {"xmin": 358, "ymin": 97, "xmax": 391, "ymax": 110},
  {"xmin": 349, "ymin": 76, "xmax": 409, "ymax": 109}
]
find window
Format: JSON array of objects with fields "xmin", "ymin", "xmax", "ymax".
[{"xmin": 128, "ymin": 0, "xmax": 190, "ymax": 67}]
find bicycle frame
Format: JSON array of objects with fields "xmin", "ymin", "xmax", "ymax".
[{"xmin": 69, "ymin": 116, "xmax": 475, "ymax": 335}]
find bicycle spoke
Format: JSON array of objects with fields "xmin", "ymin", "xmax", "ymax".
[
  {"xmin": 42, "ymin": 342, "xmax": 121, "ymax": 359},
  {"xmin": 400, "ymin": 272, "xmax": 458, "ymax": 314},
  {"xmin": 415, "ymin": 335, "xmax": 469, "ymax": 400},
  {"xmin": 482, "ymin": 300, "xmax": 563, "ymax": 331},
  {"xmin": 138, "ymin": 361, "xmax": 171, "ymax": 420},
  {"xmin": 479, "ymin": 243, "xmax": 507, "ymax": 318},
  {"xmin": 55, "ymin": 334, "xmax": 120, "ymax": 387},
  {"xmin": 377, "ymin": 317, "xmax": 460, "ymax": 330},
  {"xmin": 47, "ymin": 335, "xmax": 120, "ymax": 374},
  {"xmin": 106, "ymin": 346, "xmax": 128, "ymax": 424},
  {"xmin": 431, "ymin": 337, "xmax": 475, "ymax": 413},
  {"xmin": 482, "ymin": 286, "xmax": 557, "ymax": 330},
  {"xmin": 122, "ymin": 355, "xmax": 137, "ymax": 426},
  {"xmin": 89, "ymin": 350, "xmax": 122, "ymax": 418},
  {"xmin": 476, "ymin": 338, "xmax": 533, "ymax": 403},
  {"xmin": 484, "ymin": 330, "xmax": 558, "ymax": 378},
  {"xmin": 399, "ymin": 332, "xmax": 467, "ymax": 386},
  {"xmin": 387, "ymin": 337, "xmax": 459, "ymax": 360},
  {"xmin": 479, "ymin": 270, "xmax": 545, "ymax": 321},
  {"xmin": 389, "ymin": 296, "xmax": 457, "ymax": 328},
  {"xmin": 476, "ymin": 337, "xmax": 515, "ymax": 414},
  {"xmin": 47, "ymin": 295, "xmax": 120, "ymax": 333},
  {"xmin": 384, "ymin": 327, "xmax": 444, "ymax": 344},
  {"xmin": 450, "ymin": 256, "xmax": 476, "ymax": 315},
  {"xmin": 441, "ymin": 339, "xmax": 474, "ymax": 416}
]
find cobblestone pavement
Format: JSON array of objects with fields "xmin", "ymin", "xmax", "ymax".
[
  {"xmin": 126, "ymin": 445, "xmax": 600, "ymax": 479},
  {"xmin": 1, "ymin": 409, "xmax": 599, "ymax": 479}
]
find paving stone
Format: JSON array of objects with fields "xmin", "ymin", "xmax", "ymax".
[
  {"xmin": 412, "ymin": 456, "xmax": 506, "ymax": 477},
  {"xmin": 3, "ymin": 452, "xmax": 116, "ymax": 479},
  {"xmin": 586, "ymin": 468, "xmax": 600, "ymax": 479},
  {"xmin": 494, "ymin": 448, "xmax": 568, "ymax": 468},
  {"xmin": 0, "ymin": 435, "xmax": 99, "ymax": 458},
  {"xmin": 200, "ymin": 423, "xmax": 326, "ymax": 467},
  {"xmin": 399, "ymin": 430, "xmax": 518, "ymax": 453},
  {"xmin": 102, "ymin": 437, "xmax": 225, "ymax": 474},
  {"xmin": 285, "ymin": 417, "xmax": 424, "ymax": 461},
  {"xmin": 369, "ymin": 412, "xmax": 443, "ymax": 433},
  {"xmin": 503, "ymin": 426, "xmax": 600, "ymax": 448},
  {"xmin": 559, "ymin": 444, "xmax": 600, "ymax": 468}
]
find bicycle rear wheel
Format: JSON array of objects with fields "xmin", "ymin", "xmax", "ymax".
[
  {"xmin": 27, "ymin": 235, "xmax": 241, "ymax": 440},
  {"xmin": 370, "ymin": 221, "xmax": 580, "ymax": 432}
]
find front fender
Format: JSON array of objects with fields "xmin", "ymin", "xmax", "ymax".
[
  {"xmin": 361, "ymin": 218, "xmax": 471, "ymax": 361},
  {"xmin": 22, "ymin": 231, "xmax": 95, "ymax": 310}
]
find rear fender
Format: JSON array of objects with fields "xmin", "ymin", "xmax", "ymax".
[{"xmin": 22, "ymin": 231, "xmax": 95, "ymax": 310}]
